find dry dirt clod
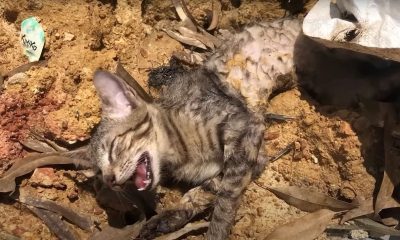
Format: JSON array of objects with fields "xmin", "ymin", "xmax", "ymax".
[{"xmin": 29, "ymin": 167, "xmax": 58, "ymax": 188}]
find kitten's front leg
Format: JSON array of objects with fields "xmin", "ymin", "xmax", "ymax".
[
  {"xmin": 138, "ymin": 186, "xmax": 215, "ymax": 239},
  {"xmin": 205, "ymin": 121, "xmax": 264, "ymax": 239},
  {"xmin": 206, "ymin": 153, "xmax": 253, "ymax": 240}
]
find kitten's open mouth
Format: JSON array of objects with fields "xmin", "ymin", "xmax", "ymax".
[{"xmin": 133, "ymin": 152, "xmax": 153, "ymax": 191}]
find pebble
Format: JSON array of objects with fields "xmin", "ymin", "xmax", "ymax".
[
  {"xmin": 30, "ymin": 167, "xmax": 58, "ymax": 188},
  {"xmin": 63, "ymin": 32, "xmax": 75, "ymax": 41},
  {"xmin": 338, "ymin": 121, "xmax": 355, "ymax": 136},
  {"xmin": 350, "ymin": 229, "xmax": 369, "ymax": 239},
  {"xmin": 67, "ymin": 187, "xmax": 79, "ymax": 201},
  {"xmin": 311, "ymin": 154, "xmax": 319, "ymax": 164},
  {"xmin": 0, "ymin": 104, "xmax": 5, "ymax": 115}
]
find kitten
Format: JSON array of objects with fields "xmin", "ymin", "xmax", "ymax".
[{"xmin": 90, "ymin": 18, "xmax": 302, "ymax": 239}]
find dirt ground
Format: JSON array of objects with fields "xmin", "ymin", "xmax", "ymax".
[{"xmin": 0, "ymin": 0, "xmax": 383, "ymax": 239}]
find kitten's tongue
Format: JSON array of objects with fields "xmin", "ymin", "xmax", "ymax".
[{"xmin": 134, "ymin": 162, "xmax": 147, "ymax": 190}]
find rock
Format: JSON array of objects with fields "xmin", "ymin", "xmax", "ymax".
[
  {"xmin": 30, "ymin": 167, "xmax": 58, "ymax": 188},
  {"xmin": 63, "ymin": 32, "xmax": 75, "ymax": 41},
  {"xmin": 338, "ymin": 121, "xmax": 355, "ymax": 137},
  {"xmin": 350, "ymin": 229, "xmax": 369, "ymax": 239}
]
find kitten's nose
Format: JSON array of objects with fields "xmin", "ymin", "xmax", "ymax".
[{"xmin": 103, "ymin": 174, "xmax": 116, "ymax": 188}]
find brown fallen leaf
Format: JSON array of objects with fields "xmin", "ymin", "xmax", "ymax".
[
  {"xmin": 28, "ymin": 206, "xmax": 78, "ymax": 240},
  {"xmin": 207, "ymin": 0, "xmax": 221, "ymax": 31},
  {"xmin": 264, "ymin": 209, "xmax": 336, "ymax": 240},
  {"xmin": 340, "ymin": 197, "xmax": 374, "ymax": 224},
  {"xmin": 19, "ymin": 195, "xmax": 96, "ymax": 231},
  {"xmin": 375, "ymin": 104, "xmax": 400, "ymax": 221},
  {"xmin": 178, "ymin": 26, "xmax": 215, "ymax": 50},
  {"xmin": 154, "ymin": 222, "xmax": 209, "ymax": 240},
  {"xmin": 354, "ymin": 218, "xmax": 400, "ymax": 236},
  {"xmin": 20, "ymin": 137, "xmax": 58, "ymax": 153},
  {"xmin": 163, "ymin": 29, "xmax": 207, "ymax": 50},
  {"xmin": 171, "ymin": 0, "xmax": 197, "ymax": 32},
  {"xmin": 263, "ymin": 185, "xmax": 357, "ymax": 212},
  {"xmin": 0, "ymin": 148, "xmax": 92, "ymax": 193}
]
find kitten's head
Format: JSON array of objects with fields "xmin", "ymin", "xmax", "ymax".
[{"xmin": 90, "ymin": 70, "xmax": 162, "ymax": 191}]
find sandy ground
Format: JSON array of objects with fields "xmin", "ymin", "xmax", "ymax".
[{"xmin": 0, "ymin": 0, "xmax": 381, "ymax": 239}]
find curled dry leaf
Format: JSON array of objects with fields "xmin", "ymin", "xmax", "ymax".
[
  {"xmin": 0, "ymin": 148, "xmax": 92, "ymax": 193},
  {"xmin": 265, "ymin": 185, "xmax": 358, "ymax": 212},
  {"xmin": 2, "ymin": 60, "xmax": 48, "ymax": 80},
  {"xmin": 340, "ymin": 197, "xmax": 374, "ymax": 224},
  {"xmin": 207, "ymin": 0, "xmax": 221, "ymax": 31},
  {"xmin": 154, "ymin": 222, "xmax": 209, "ymax": 240},
  {"xmin": 171, "ymin": 0, "xmax": 197, "ymax": 32},
  {"xmin": 178, "ymin": 27, "xmax": 215, "ymax": 49},
  {"xmin": 354, "ymin": 218, "xmax": 400, "ymax": 237},
  {"xmin": 164, "ymin": 29, "xmax": 207, "ymax": 50},
  {"xmin": 264, "ymin": 209, "xmax": 335, "ymax": 240},
  {"xmin": 19, "ymin": 138, "xmax": 58, "ymax": 153},
  {"xmin": 28, "ymin": 206, "xmax": 78, "ymax": 240},
  {"xmin": 19, "ymin": 195, "xmax": 96, "ymax": 231},
  {"xmin": 375, "ymin": 104, "xmax": 400, "ymax": 222}
]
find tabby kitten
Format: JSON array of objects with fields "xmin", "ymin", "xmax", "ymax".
[{"xmin": 90, "ymin": 18, "xmax": 302, "ymax": 239}]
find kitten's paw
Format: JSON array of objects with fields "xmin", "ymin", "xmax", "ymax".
[{"xmin": 138, "ymin": 209, "xmax": 192, "ymax": 239}]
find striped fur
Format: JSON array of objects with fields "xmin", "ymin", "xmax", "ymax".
[{"xmin": 90, "ymin": 18, "xmax": 302, "ymax": 239}]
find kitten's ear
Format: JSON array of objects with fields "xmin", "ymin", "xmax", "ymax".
[{"xmin": 93, "ymin": 70, "xmax": 145, "ymax": 119}]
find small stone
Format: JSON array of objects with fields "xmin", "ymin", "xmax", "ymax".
[
  {"xmin": 53, "ymin": 181, "xmax": 67, "ymax": 190},
  {"xmin": 67, "ymin": 187, "xmax": 79, "ymax": 201},
  {"xmin": 61, "ymin": 121, "xmax": 68, "ymax": 130},
  {"xmin": 264, "ymin": 131, "xmax": 280, "ymax": 141},
  {"xmin": 256, "ymin": 207, "xmax": 263, "ymax": 217},
  {"xmin": 350, "ymin": 229, "xmax": 369, "ymax": 239},
  {"xmin": 303, "ymin": 116, "xmax": 314, "ymax": 126},
  {"xmin": 63, "ymin": 32, "xmax": 75, "ymax": 41},
  {"xmin": 93, "ymin": 206, "xmax": 103, "ymax": 215},
  {"xmin": 338, "ymin": 121, "xmax": 355, "ymax": 136},
  {"xmin": 30, "ymin": 167, "xmax": 58, "ymax": 188},
  {"xmin": 311, "ymin": 154, "xmax": 318, "ymax": 164},
  {"xmin": 0, "ymin": 104, "xmax": 5, "ymax": 115}
]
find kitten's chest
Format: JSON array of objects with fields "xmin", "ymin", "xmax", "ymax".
[{"xmin": 169, "ymin": 116, "xmax": 224, "ymax": 183}]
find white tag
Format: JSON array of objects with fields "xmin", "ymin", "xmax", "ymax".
[{"xmin": 20, "ymin": 17, "xmax": 45, "ymax": 62}]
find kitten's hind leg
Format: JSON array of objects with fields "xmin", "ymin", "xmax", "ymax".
[{"xmin": 138, "ymin": 186, "xmax": 215, "ymax": 239}]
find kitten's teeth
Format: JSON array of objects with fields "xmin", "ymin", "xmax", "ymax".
[
  {"xmin": 138, "ymin": 187, "xmax": 145, "ymax": 191},
  {"xmin": 143, "ymin": 179, "xmax": 151, "ymax": 184}
]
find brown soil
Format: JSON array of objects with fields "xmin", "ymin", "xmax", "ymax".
[{"xmin": 0, "ymin": 0, "xmax": 380, "ymax": 239}]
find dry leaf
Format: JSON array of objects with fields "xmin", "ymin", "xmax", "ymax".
[
  {"xmin": 264, "ymin": 209, "xmax": 335, "ymax": 240},
  {"xmin": 340, "ymin": 197, "xmax": 374, "ymax": 224},
  {"xmin": 154, "ymin": 222, "xmax": 209, "ymax": 240},
  {"xmin": 354, "ymin": 218, "xmax": 400, "ymax": 236},
  {"xmin": 20, "ymin": 138, "xmax": 57, "ymax": 153},
  {"xmin": 0, "ymin": 148, "xmax": 92, "ymax": 192},
  {"xmin": 375, "ymin": 104, "xmax": 400, "ymax": 219},
  {"xmin": 378, "ymin": 207, "xmax": 400, "ymax": 226},
  {"xmin": 28, "ymin": 206, "xmax": 78, "ymax": 240},
  {"xmin": 20, "ymin": 195, "xmax": 95, "ymax": 231},
  {"xmin": 266, "ymin": 185, "xmax": 357, "ymax": 212}
]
